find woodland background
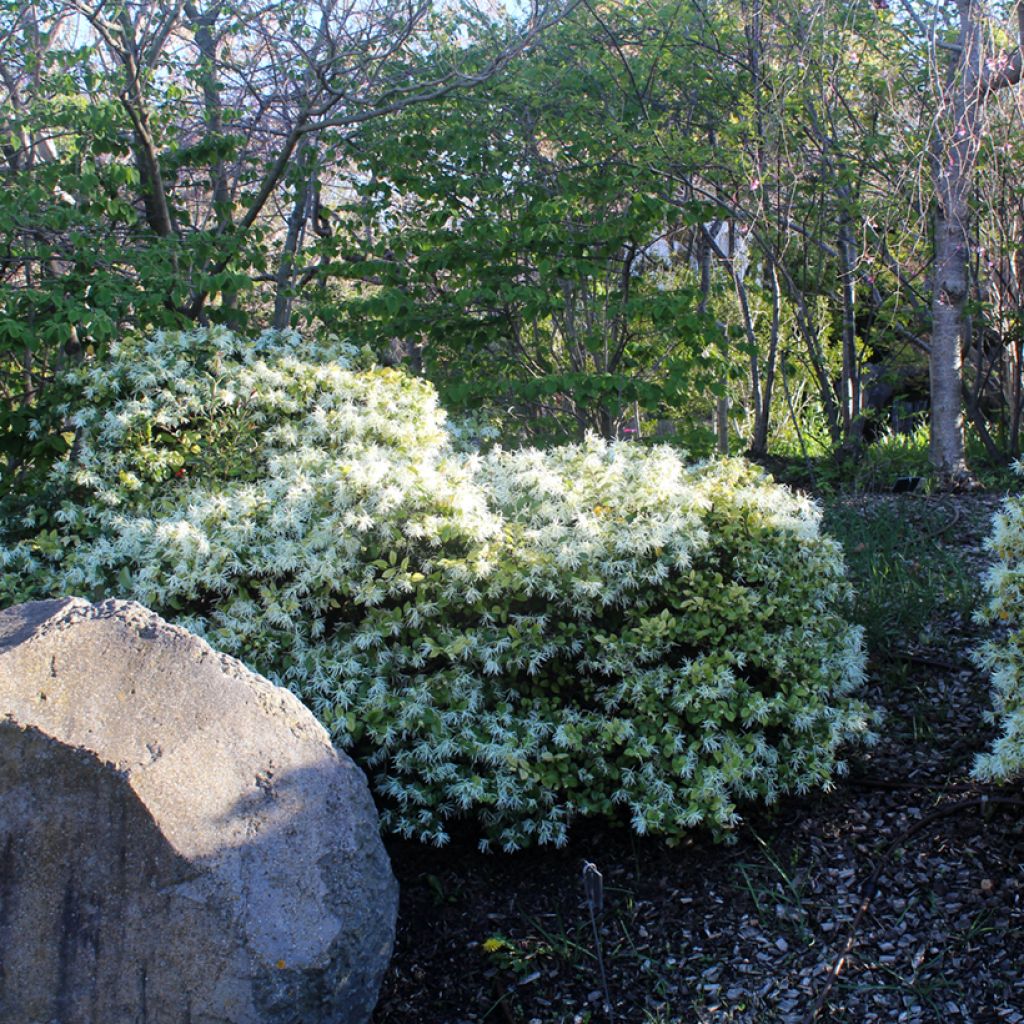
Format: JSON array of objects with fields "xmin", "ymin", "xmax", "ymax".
[{"xmin": 6, "ymin": 0, "xmax": 1024, "ymax": 494}]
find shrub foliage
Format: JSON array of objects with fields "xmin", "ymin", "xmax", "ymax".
[
  {"xmin": 1, "ymin": 329, "xmax": 874, "ymax": 849},
  {"xmin": 975, "ymin": 475, "xmax": 1024, "ymax": 781}
]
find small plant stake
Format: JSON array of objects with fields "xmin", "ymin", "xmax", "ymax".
[{"xmin": 582, "ymin": 861, "xmax": 614, "ymax": 1021}]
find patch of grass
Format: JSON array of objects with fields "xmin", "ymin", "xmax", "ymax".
[
  {"xmin": 823, "ymin": 498, "xmax": 979, "ymax": 652},
  {"xmin": 481, "ymin": 901, "xmax": 622, "ymax": 1022},
  {"xmin": 849, "ymin": 422, "xmax": 1017, "ymax": 493},
  {"xmin": 733, "ymin": 831, "xmax": 813, "ymax": 946},
  {"xmin": 478, "ymin": 875, "xmax": 736, "ymax": 1023},
  {"xmin": 854, "ymin": 423, "xmax": 932, "ymax": 492}
]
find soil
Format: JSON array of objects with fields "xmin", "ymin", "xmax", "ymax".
[{"xmin": 371, "ymin": 492, "xmax": 1024, "ymax": 1024}]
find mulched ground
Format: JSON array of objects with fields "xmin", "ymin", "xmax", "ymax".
[{"xmin": 372, "ymin": 493, "xmax": 1024, "ymax": 1024}]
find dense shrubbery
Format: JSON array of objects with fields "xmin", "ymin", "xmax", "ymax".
[
  {"xmin": 975, "ymin": 473, "xmax": 1024, "ymax": 782},
  {"xmin": 0, "ymin": 328, "xmax": 875, "ymax": 849}
]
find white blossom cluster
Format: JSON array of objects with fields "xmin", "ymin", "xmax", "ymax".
[
  {"xmin": 974, "ymin": 469, "xmax": 1024, "ymax": 780},
  {"xmin": 1, "ymin": 328, "xmax": 875, "ymax": 850}
]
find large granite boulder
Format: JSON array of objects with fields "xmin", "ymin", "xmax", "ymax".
[{"xmin": 0, "ymin": 597, "xmax": 397, "ymax": 1024}]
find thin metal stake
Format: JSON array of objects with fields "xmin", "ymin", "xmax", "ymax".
[{"xmin": 582, "ymin": 861, "xmax": 614, "ymax": 1021}]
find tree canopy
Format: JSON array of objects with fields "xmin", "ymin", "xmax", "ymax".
[{"xmin": 4, "ymin": 0, "xmax": 1024, "ymax": 486}]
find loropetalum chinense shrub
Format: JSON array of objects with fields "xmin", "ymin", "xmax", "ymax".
[
  {"xmin": 0, "ymin": 328, "xmax": 875, "ymax": 850},
  {"xmin": 974, "ymin": 468, "xmax": 1024, "ymax": 781}
]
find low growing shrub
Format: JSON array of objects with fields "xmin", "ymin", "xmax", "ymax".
[
  {"xmin": 1, "ymin": 328, "xmax": 875, "ymax": 849},
  {"xmin": 974, "ymin": 472, "xmax": 1024, "ymax": 781}
]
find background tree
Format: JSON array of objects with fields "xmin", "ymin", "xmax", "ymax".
[
  {"xmin": 7, "ymin": 0, "xmax": 1024, "ymax": 486},
  {"xmin": 330, "ymin": 1, "xmax": 727, "ymax": 445},
  {"xmin": 922, "ymin": 0, "xmax": 1024, "ymax": 483},
  {"xmin": 0, "ymin": 0, "xmax": 572, "ymax": 490}
]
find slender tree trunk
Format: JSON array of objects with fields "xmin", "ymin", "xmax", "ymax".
[
  {"xmin": 1010, "ymin": 336, "xmax": 1023, "ymax": 454},
  {"xmin": 189, "ymin": 9, "xmax": 231, "ymax": 224},
  {"xmin": 725, "ymin": 251, "xmax": 757, "ymax": 455},
  {"xmin": 116, "ymin": 13, "xmax": 176, "ymax": 241},
  {"xmin": 742, "ymin": 0, "xmax": 767, "ymax": 456},
  {"xmin": 838, "ymin": 209, "xmax": 859, "ymax": 438},
  {"xmin": 699, "ymin": 225, "xmax": 730, "ymax": 454},
  {"xmin": 929, "ymin": 188, "xmax": 972, "ymax": 481},
  {"xmin": 272, "ymin": 145, "xmax": 316, "ymax": 331},
  {"xmin": 776, "ymin": 262, "xmax": 844, "ymax": 443},
  {"xmin": 751, "ymin": 258, "xmax": 781, "ymax": 456},
  {"xmin": 185, "ymin": 3, "xmax": 237, "ymax": 315},
  {"xmin": 963, "ymin": 380, "xmax": 1004, "ymax": 461}
]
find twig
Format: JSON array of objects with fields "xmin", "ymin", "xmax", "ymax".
[
  {"xmin": 922, "ymin": 503, "xmax": 962, "ymax": 542},
  {"xmin": 845, "ymin": 775, "xmax": 996, "ymax": 794},
  {"xmin": 875, "ymin": 649, "xmax": 970, "ymax": 671}
]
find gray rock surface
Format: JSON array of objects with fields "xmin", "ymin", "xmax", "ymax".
[{"xmin": 0, "ymin": 597, "xmax": 397, "ymax": 1024}]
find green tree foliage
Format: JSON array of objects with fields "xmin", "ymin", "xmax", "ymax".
[
  {"xmin": 329, "ymin": 5, "xmax": 731, "ymax": 445},
  {"xmin": 8, "ymin": 0, "xmax": 1024, "ymax": 478},
  {"xmin": 0, "ymin": 0, "xmax": 569, "ymax": 495},
  {"xmin": 320, "ymin": 0, "xmax": 942, "ymax": 462},
  {"xmin": 0, "ymin": 7, "xmax": 188, "ymax": 493}
]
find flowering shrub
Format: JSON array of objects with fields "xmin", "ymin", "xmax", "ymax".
[
  {"xmin": 974, "ymin": 472, "xmax": 1024, "ymax": 781},
  {"xmin": 0, "ymin": 328, "xmax": 874, "ymax": 849}
]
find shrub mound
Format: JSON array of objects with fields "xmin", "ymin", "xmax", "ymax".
[
  {"xmin": 974, "ymin": 473, "xmax": 1024, "ymax": 781},
  {"xmin": 1, "ymin": 328, "xmax": 874, "ymax": 849}
]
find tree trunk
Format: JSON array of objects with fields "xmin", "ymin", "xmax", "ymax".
[
  {"xmin": 838, "ymin": 209, "xmax": 859, "ymax": 439},
  {"xmin": 1009, "ymin": 336, "xmax": 1023, "ymax": 455},
  {"xmin": 929, "ymin": 201, "xmax": 971, "ymax": 482},
  {"xmin": 750, "ymin": 258, "xmax": 781, "ymax": 456},
  {"xmin": 272, "ymin": 145, "xmax": 316, "ymax": 331}
]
